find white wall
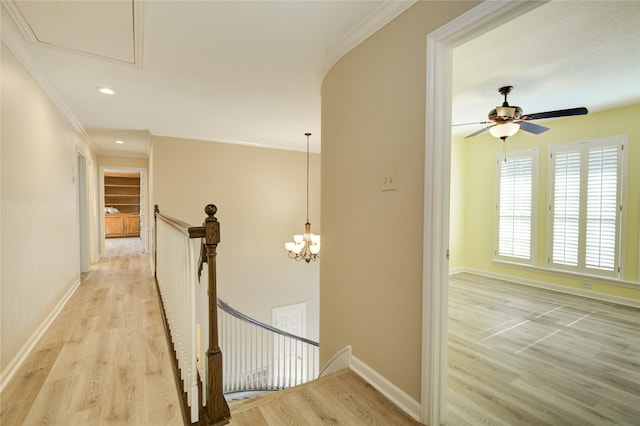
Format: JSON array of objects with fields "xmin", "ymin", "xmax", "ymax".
[
  {"xmin": 151, "ymin": 136, "xmax": 320, "ymax": 340},
  {"xmin": 1, "ymin": 43, "xmax": 97, "ymax": 382}
]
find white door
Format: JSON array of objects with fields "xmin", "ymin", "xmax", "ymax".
[
  {"xmin": 273, "ymin": 303, "xmax": 306, "ymax": 336},
  {"xmin": 272, "ymin": 303, "xmax": 306, "ymax": 386}
]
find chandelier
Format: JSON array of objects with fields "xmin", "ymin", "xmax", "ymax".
[{"xmin": 285, "ymin": 132, "xmax": 320, "ymax": 263}]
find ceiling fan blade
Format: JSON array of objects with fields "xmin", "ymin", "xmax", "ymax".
[
  {"xmin": 464, "ymin": 126, "xmax": 492, "ymax": 139},
  {"xmin": 524, "ymin": 107, "xmax": 588, "ymax": 121},
  {"xmin": 452, "ymin": 121, "xmax": 492, "ymax": 127},
  {"xmin": 519, "ymin": 121, "xmax": 549, "ymax": 135}
]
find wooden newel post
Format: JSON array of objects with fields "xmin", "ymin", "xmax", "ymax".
[{"xmin": 202, "ymin": 204, "xmax": 231, "ymax": 425}]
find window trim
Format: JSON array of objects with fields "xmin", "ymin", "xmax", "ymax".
[
  {"xmin": 546, "ymin": 135, "xmax": 627, "ymax": 279},
  {"xmin": 493, "ymin": 147, "xmax": 538, "ymax": 266}
]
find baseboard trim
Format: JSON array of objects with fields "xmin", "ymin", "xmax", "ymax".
[
  {"xmin": 0, "ymin": 277, "xmax": 81, "ymax": 392},
  {"xmin": 350, "ymin": 356, "xmax": 422, "ymax": 422},
  {"xmin": 456, "ymin": 268, "xmax": 640, "ymax": 309},
  {"xmin": 320, "ymin": 347, "xmax": 422, "ymax": 421},
  {"xmin": 448, "ymin": 267, "xmax": 465, "ymax": 275},
  {"xmin": 319, "ymin": 345, "xmax": 352, "ymax": 377}
]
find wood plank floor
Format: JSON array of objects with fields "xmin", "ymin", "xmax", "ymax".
[
  {"xmin": 228, "ymin": 369, "xmax": 422, "ymax": 425},
  {"xmin": 5, "ymin": 241, "xmax": 639, "ymax": 425},
  {"xmin": 0, "ymin": 238, "xmax": 183, "ymax": 426},
  {"xmin": 446, "ymin": 273, "xmax": 640, "ymax": 426},
  {"xmin": 1, "ymin": 238, "xmax": 421, "ymax": 426}
]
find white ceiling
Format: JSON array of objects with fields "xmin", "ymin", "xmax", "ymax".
[
  {"xmin": 452, "ymin": 1, "xmax": 640, "ymax": 137},
  {"xmin": 2, "ymin": 0, "xmax": 414, "ymax": 156},
  {"xmin": 2, "ymin": 1, "xmax": 639, "ymax": 155}
]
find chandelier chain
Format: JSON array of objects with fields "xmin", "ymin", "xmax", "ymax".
[
  {"xmin": 285, "ymin": 132, "xmax": 320, "ymax": 263},
  {"xmin": 306, "ymin": 132, "xmax": 310, "ymax": 223}
]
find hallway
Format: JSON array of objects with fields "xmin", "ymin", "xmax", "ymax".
[{"xmin": 1, "ymin": 238, "xmax": 183, "ymax": 425}]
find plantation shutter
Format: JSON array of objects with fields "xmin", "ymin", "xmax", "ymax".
[
  {"xmin": 549, "ymin": 136, "xmax": 624, "ymax": 277},
  {"xmin": 585, "ymin": 145, "xmax": 619, "ymax": 271},
  {"xmin": 551, "ymin": 150, "xmax": 581, "ymax": 266},
  {"xmin": 498, "ymin": 155, "xmax": 533, "ymax": 260}
]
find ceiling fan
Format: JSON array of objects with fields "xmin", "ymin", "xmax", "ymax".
[{"xmin": 455, "ymin": 86, "xmax": 588, "ymax": 141}]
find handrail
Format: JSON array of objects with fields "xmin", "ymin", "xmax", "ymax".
[
  {"xmin": 154, "ymin": 204, "xmax": 230, "ymax": 425},
  {"xmin": 217, "ymin": 298, "xmax": 319, "ymax": 347},
  {"xmin": 218, "ymin": 299, "xmax": 319, "ymax": 394},
  {"xmin": 155, "ymin": 210, "xmax": 205, "ymax": 239},
  {"xmin": 154, "ymin": 204, "xmax": 319, "ymax": 408}
]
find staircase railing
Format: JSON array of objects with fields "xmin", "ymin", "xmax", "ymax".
[
  {"xmin": 154, "ymin": 204, "xmax": 230, "ymax": 425},
  {"xmin": 154, "ymin": 203, "xmax": 319, "ymax": 424},
  {"xmin": 218, "ymin": 299, "xmax": 319, "ymax": 394}
]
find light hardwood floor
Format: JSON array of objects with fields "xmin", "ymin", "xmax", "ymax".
[
  {"xmin": 446, "ymin": 273, "xmax": 640, "ymax": 426},
  {"xmin": 1, "ymin": 238, "xmax": 421, "ymax": 426},
  {"xmin": 228, "ymin": 369, "xmax": 422, "ymax": 425},
  {"xmin": 5, "ymin": 240, "xmax": 639, "ymax": 425},
  {"xmin": 0, "ymin": 238, "xmax": 183, "ymax": 426}
]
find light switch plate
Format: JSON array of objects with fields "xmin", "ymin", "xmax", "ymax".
[{"xmin": 381, "ymin": 169, "xmax": 397, "ymax": 191}]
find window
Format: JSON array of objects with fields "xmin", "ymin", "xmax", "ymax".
[
  {"xmin": 548, "ymin": 136, "xmax": 626, "ymax": 277},
  {"xmin": 495, "ymin": 148, "xmax": 537, "ymax": 264}
]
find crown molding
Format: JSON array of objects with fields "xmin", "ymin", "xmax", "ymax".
[
  {"xmin": 315, "ymin": 1, "xmax": 416, "ymax": 84},
  {"xmin": 1, "ymin": 2, "xmax": 94, "ymax": 148}
]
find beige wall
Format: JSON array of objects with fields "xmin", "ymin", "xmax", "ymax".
[
  {"xmin": 151, "ymin": 136, "xmax": 320, "ymax": 340},
  {"xmin": 320, "ymin": 1, "xmax": 480, "ymax": 401},
  {"xmin": 453, "ymin": 104, "xmax": 640, "ymax": 300},
  {"xmin": 97, "ymin": 154, "xmax": 149, "ymax": 169},
  {"xmin": 1, "ymin": 43, "xmax": 98, "ymax": 377}
]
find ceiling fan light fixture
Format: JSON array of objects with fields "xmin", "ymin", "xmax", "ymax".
[{"xmin": 489, "ymin": 121, "xmax": 520, "ymax": 140}]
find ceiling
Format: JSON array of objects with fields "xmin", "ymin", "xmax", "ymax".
[
  {"xmin": 452, "ymin": 1, "xmax": 640, "ymax": 138},
  {"xmin": 2, "ymin": 0, "xmax": 414, "ymax": 155},
  {"xmin": 2, "ymin": 1, "xmax": 639, "ymax": 156}
]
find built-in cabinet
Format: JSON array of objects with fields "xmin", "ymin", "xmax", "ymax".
[{"xmin": 105, "ymin": 172, "xmax": 140, "ymax": 238}]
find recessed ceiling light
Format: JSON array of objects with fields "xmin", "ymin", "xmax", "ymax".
[
  {"xmin": 98, "ymin": 87, "xmax": 115, "ymax": 95},
  {"xmin": 115, "ymin": 140, "xmax": 124, "ymax": 144}
]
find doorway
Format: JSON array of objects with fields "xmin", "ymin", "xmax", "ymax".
[
  {"xmin": 422, "ymin": 1, "xmax": 542, "ymax": 424},
  {"xmin": 77, "ymin": 153, "xmax": 90, "ymax": 272},
  {"xmin": 99, "ymin": 166, "xmax": 148, "ymax": 256}
]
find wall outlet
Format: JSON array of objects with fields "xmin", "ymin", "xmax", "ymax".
[{"xmin": 580, "ymin": 281, "xmax": 592, "ymax": 289}]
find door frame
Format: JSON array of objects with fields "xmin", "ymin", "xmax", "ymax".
[
  {"xmin": 76, "ymin": 151, "xmax": 90, "ymax": 272},
  {"xmin": 421, "ymin": 1, "xmax": 546, "ymax": 424},
  {"xmin": 99, "ymin": 166, "xmax": 149, "ymax": 256}
]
